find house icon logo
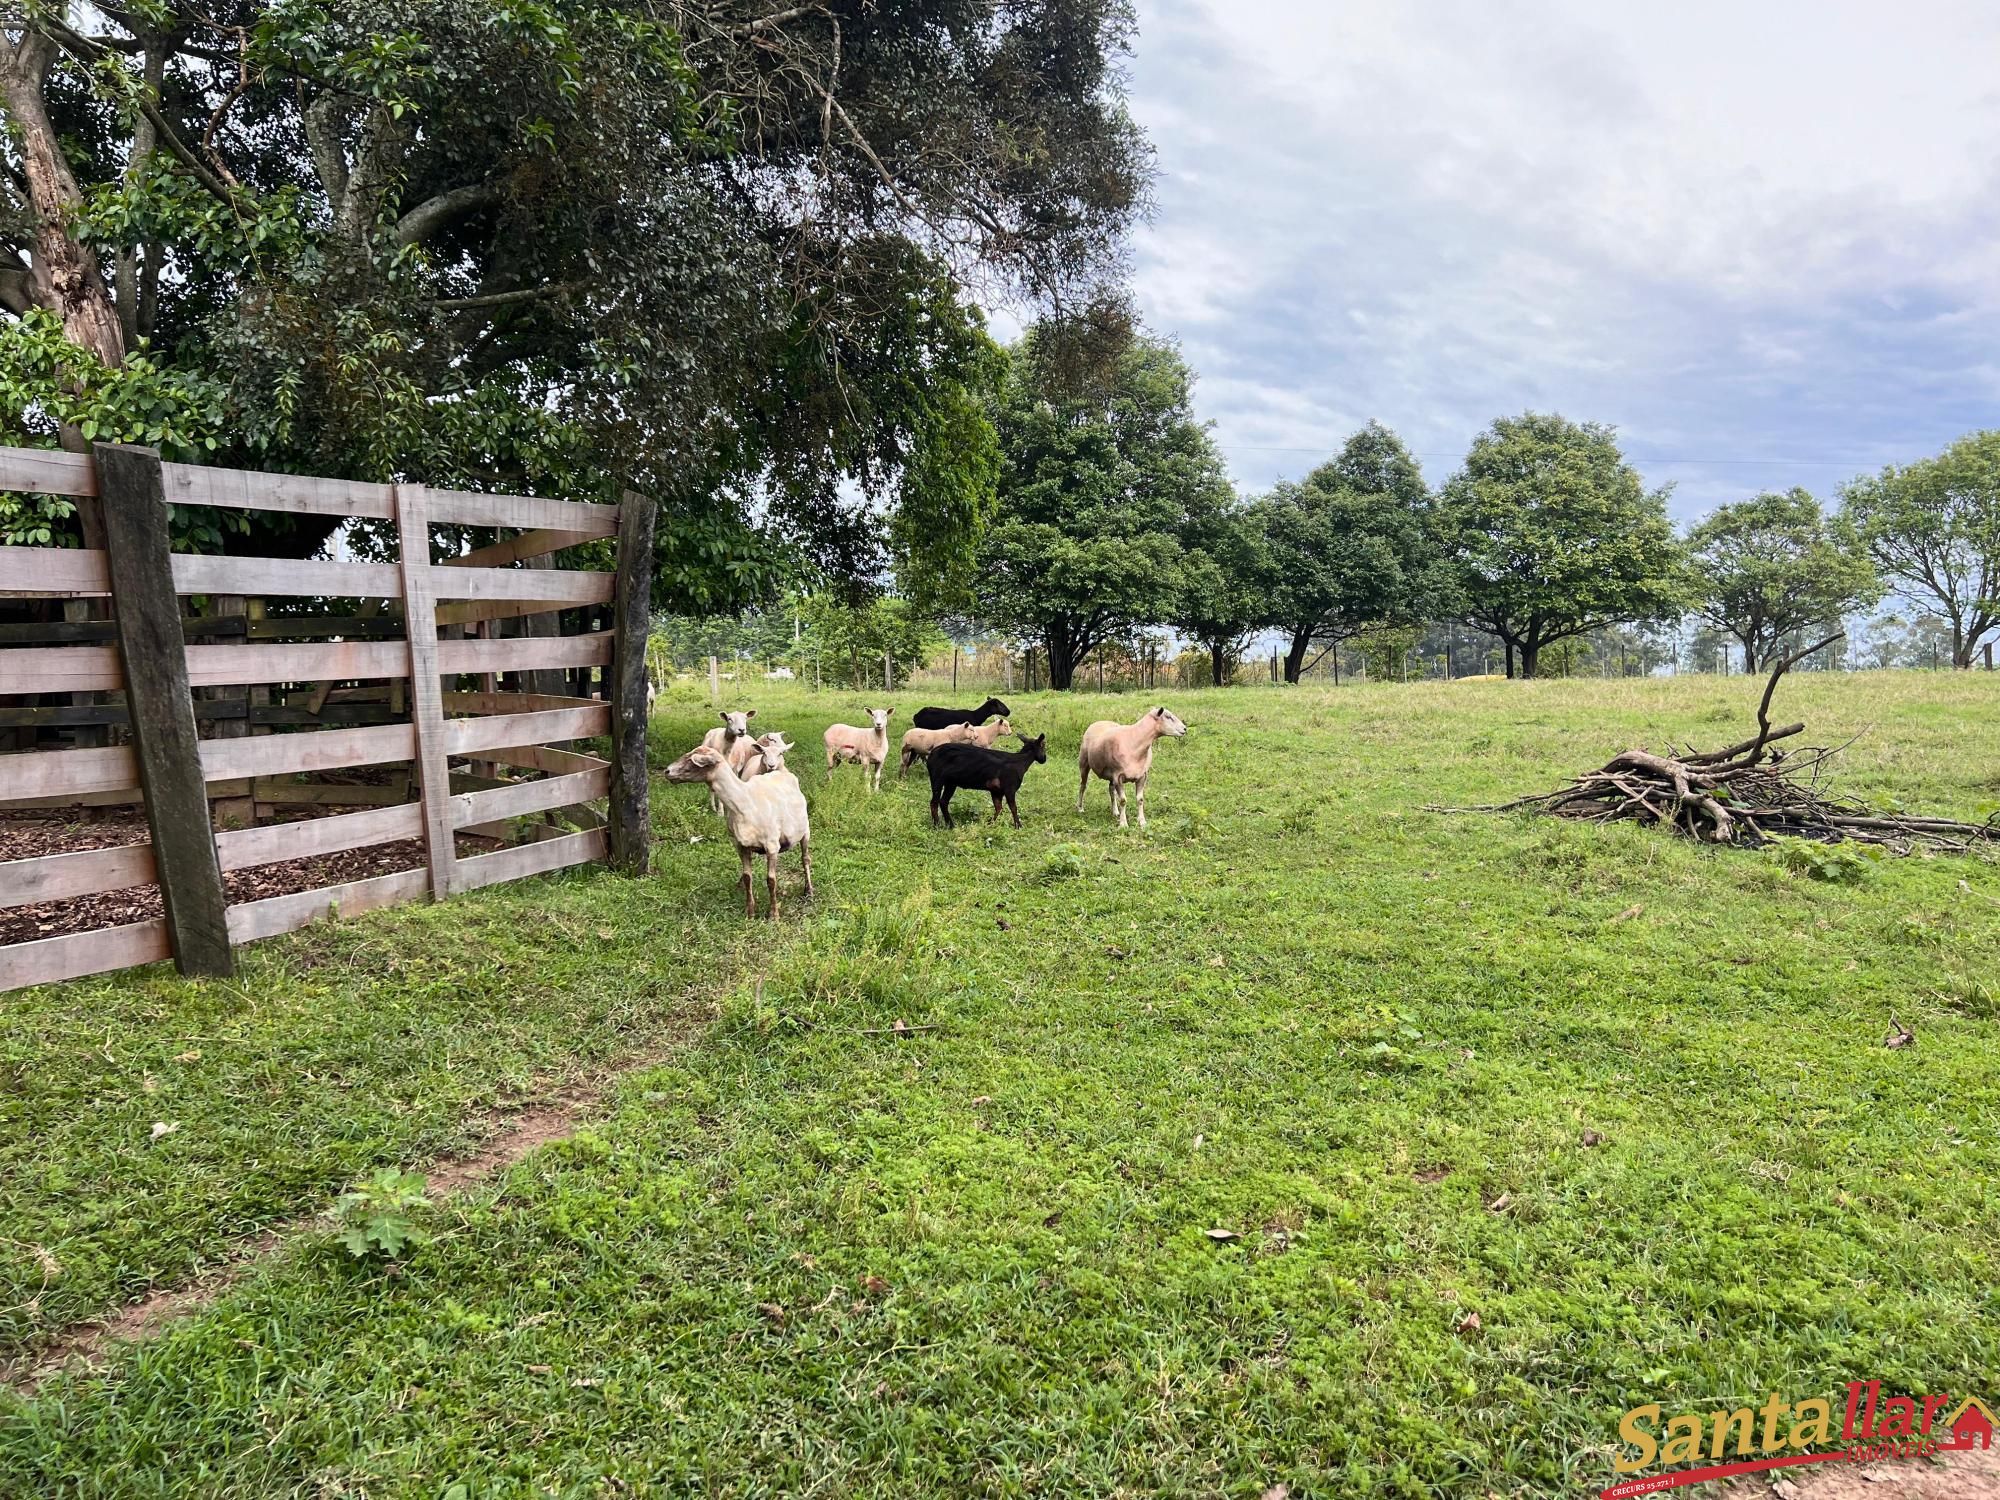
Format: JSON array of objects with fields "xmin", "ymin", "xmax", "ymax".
[{"xmin": 1943, "ymin": 1397, "xmax": 1995, "ymax": 1452}]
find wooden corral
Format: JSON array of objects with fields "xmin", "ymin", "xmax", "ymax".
[{"xmin": 0, "ymin": 444, "xmax": 654, "ymax": 991}]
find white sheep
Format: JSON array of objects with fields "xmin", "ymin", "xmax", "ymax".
[
  {"xmin": 1077, "ymin": 706, "xmax": 1188, "ymax": 828},
  {"xmin": 666, "ymin": 744, "xmax": 812, "ymax": 918},
  {"xmin": 823, "ymin": 707, "xmax": 893, "ymax": 792},
  {"xmin": 897, "ymin": 717, "xmax": 1015, "ymax": 779},
  {"xmin": 697, "ymin": 709, "xmax": 755, "ymax": 812},
  {"xmin": 731, "ymin": 731, "xmax": 793, "ymax": 780}
]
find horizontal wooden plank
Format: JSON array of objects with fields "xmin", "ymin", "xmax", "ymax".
[
  {"xmin": 449, "ymin": 529, "xmax": 596, "ymax": 568},
  {"xmin": 436, "ymin": 633, "xmax": 612, "ymax": 676},
  {"xmin": 0, "ymin": 779, "xmax": 252, "ymax": 812},
  {"xmin": 424, "ymin": 565, "xmax": 610, "ymax": 605},
  {"xmin": 478, "ymin": 745, "xmax": 609, "ymax": 776},
  {"xmin": 172, "ymin": 554, "xmax": 403, "ymax": 599},
  {"xmin": 434, "ymin": 597, "xmax": 575, "ymax": 628},
  {"xmin": 250, "ymin": 779, "xmax": 407, "ymax": 807},
  {"xmin": 0, "ymin": 446, "xmax": 97, "ymax": 497},
  {"xmin": 0, "ymin": 546, "xmax": 109, "ymax": 596},
  {"xmin": 0, "ymin": 842, "xmax": 156, "ymax": 909},
  {"xmin": 162, "ymin": 461, "xmax": 397, "ymax": 521},
  {"xmin": 245, "ymin": 615, "xmax": 404, "ymax": 640},
  {"xmin": 0, "ymin": 744, "xmax": 137, "ymax": 800},
  {"xmin": 451, "ymin": 828, "xmax": 606, "ymax": 894},
  {"xmin": 0, "ymin": 614, "xmax": 246, "ymax": 645},
  {"xmin": 1, "ymin": 918, "xmax": 171, "ymax": 992},
  {"xmin": 423, "ymin": 489, "xmax": 619, "ymax": 536},
  {"xmin": 188, "ymin": 640, "xmax": 408, "ymax": 688},
  {"xmin": 0, "ymin": 645, "xmax": 123, "ymax": 693},
  {"xmin": 450, "ymin": 767, "xmax": 611, "ymax": 829},
  {"xmin": 442, "ymin": 705, "xmax": 610, "ymax": 756},
  {"xmin": 199, "ymin": 723, "xmax": 416, "ymax": 782},
  {"xmin": 224, "ymin": 865, "xmax": 429, "ymax": 945},
  {"xmin": 441, "ymin": 690, "xmax": 601, "ymax": 715},
  {"xmin": 215, "ymin": 802, "xmax": 424, "ymax": 871}
]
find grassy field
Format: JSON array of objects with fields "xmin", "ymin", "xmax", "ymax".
[{"xmin": 3, "ymin": 671, "xmax": 1998, "ymax": 1497}]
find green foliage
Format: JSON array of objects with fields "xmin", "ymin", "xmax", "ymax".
[
  {"xmin": 1257, "ymin": 422, "xmax": 1448, "ymax": 681},
  {"xmin": 333, "ymin": 1169, "xmax": 433, "ymax": 1259},
  {"xmin": 1774, "ymin": 838, "xmax": 1883, "ymax": 885},
  {"xmin": 978, "ymin": 328, "xmax": 1228, "ymax": 687},
  {"xmin": 1840, "ymin": 430, "xmax": 2000, "ymax": 667},
  {"xmin": 1440, "ymin": 412, "xmax": 1689, "ymax": 677},
  {"xmin": 1686, "ymin": 489, "xmax": 1880, "ymax": 669}
]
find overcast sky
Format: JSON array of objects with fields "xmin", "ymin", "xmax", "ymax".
[{"xmin": 1111, "ymin": 0, "xmax": 2000, "ymax": 522}]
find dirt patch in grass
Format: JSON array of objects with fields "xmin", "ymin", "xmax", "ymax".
[
  {"xmin": 0, "ymin": 1063, "xmax": 646, "ymax": 1395},
  {"xmin": 1708, "ymin": 1443, "xmax": 2000, "ymax": 1498}
]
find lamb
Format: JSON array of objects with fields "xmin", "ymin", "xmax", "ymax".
[
  {"xmin": 897, "ymin": 717, "xmax": 1015, "ymax": 779},
  {"xmin": 928, "ymin": 734, "xmax": 1048, "ymax": 828},
  {"xmin": 697, "ymin": 709, "xmax": 755, "ymax": 812},
  {"xmin": 731, "ymin": 731, "xmax": 793, "ymax": 780},
  {"xmin": 823, "ymin": 707, "xmax": 893, "ymax": 792},
  {"xmin": 912, "ymin": 696, "xmax": 1010, "ymax": 731},
  {"xmin": 665, "ymin": 744, "xmax": 812, "ymax": 919},
  {"xmin": 1077, "ymin": 706, "xmax": 1188, "ymax": 829}
]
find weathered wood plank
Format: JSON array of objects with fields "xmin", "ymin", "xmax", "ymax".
[
  {"xmin": 451, "ymin": 828, "xmax": 606, "ymax": 893},
  {"xmin": 449, "ymin": 767, "xmax": 611, "ymax": 829},
  {"xmin": 0, "ymin": 446, "xmax": 97, "ymax": 497},
  {"xmin": 424, "ymin": 565, "xmax": 611, "ymax": 604},
  {"xmin": 224, "ymin": 865, "xmax": 429, "ymax": 944},
  {"xmin": 435, "ymin": 633, "xmax": 612, "ymax": 676},
  {"xmin": 423, "ymin": 489, "xmax": 618, "ymax": 536},
  {"xmin": 441, "ymin": 705, "xmax": 609, "ymax": 756},
  {"xmin": 448, "ymin": 529, "xmax": 596, "ymax": 569},
  {"xmin": 0, "ymin": 545, "xmax": 110, "ymax": 595},
  {"xmin": 161, "ymin": 461, "xmax": 397, "ymax": 520},
  {"xmin": 434, "ymin": 597, "xmax": 573, "ymax": 628},
  {"xmin": 4, "ymin": 639, "xmax": 418, "ymax": 694},
  {"xmin": 0, "ymin": 842, "xmax": 156, "ymax": 909},
  {"xmin": 0, "ymin": 614, "xmax": 247, "ymax": 645},
  {"xmin": 608, "ymin": 488, "xmax": 656, "ymax": 875},
  {"xmin": 171, "ymin": 554, "xmax": 403, "ymax": 599},
  {"xmin": 215, "ymin": 802, "xmax": 425, "ymax": 871},
  {"xmin": 396, "ymin": 484, "xmax": 456, "ymax": 898},
  {"xmin": 0, "ymin": 744, "xmax": 137, "ymax": 799},
  {"xmin": 249, "ymin": 779, "xmax": 408, "ymax": 807},
  {"xmin": 198, "ymin": 722, "xmax": 417, "ymax": 782},
  {"xmin": 477, "ymin": 744, "xmax": 609, "ymax": 776},
  {"xmin": 441, "ymin": 690, "xmax": 601, "ymax": 715},
  {"xmin": 1, "ymin": 918, "xmax": 172, "ymax": 991},
  {"xmin": 94, "ymin": 443, "xmax": 232, "ymax": 978},
  {"xmin": 0, "ymin": 646, "xmax": 123, "ymax": 693}
]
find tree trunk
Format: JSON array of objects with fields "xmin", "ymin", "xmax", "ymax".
[
  {"xmin": 1283, "ymin": 631, "xmax": 1310, "ymax": 684},
  {"xmin": 1209, "ymin": 642, "xmax": 1226, "ymax": 687},
  {"xmin": 1046, "ymin": 636, "xmax": 1077, "ymax": 691},
  {"xmin": 1504, "ymin": 641, "xmax": 1516, "ymax": 679},
  {"xmin": 1519, "ymin": 641, "xmax": 1540, "ymax": 679},
  {"xmin": 1741, "ymin": 643, "xmax": 1759, "ymax": 673}
]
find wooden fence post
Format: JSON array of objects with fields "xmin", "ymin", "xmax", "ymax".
[
  {"xmin": 394, "ymin": 483, "xmax": 456, "ymax": 897},
  {"xmin": 93, "ymin": 443, "xmax": 233, "ymax": 977},
  {"xmin": 608, "ymin": 491, "xmax": 656, "ymax": 875}
]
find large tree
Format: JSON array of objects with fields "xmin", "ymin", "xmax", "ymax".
[
  {"xmin": 1172, "ymin": 502, "xmax": 1269, "ymax": 686},
  {"xmin": 1839, "ymin": 431, "xmax": 2000, "ymax": 669},
  {"xmin": 1439, "ymin": 413, "xmax": 1686, "ymax": 678},
  {"xmin": 1257, "ymin": 421, "xmax": 1443, "ymax": 683},
  {"xmin": 1685, "ymin": 488, "xmax": 1879, "ymax": 671},
  {"xmin": 0, "ymin": 1, "xmax": 1148, "ymax": 602},
  {"xmin": 976, "ymin": 325, "xmax": 1226, "ymax": 689}
]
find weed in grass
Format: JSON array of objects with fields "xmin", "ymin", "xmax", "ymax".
[{"xmin": 331, "ymin": 1169, "xmax": 431, "ymax": 1259}]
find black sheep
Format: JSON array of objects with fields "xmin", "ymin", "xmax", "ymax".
[
  {"xmin": 912, "ymin": 696, "xmax": 1010, "ymax": 731},
  {"xmin": 928, "ymin": 735, "xmax": 1048, "ymax": 828}
]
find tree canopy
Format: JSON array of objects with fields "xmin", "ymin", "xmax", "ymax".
[
  {"xmin": 1438, "ymin": 412, "xmax": 1686, "ymax": 678},
  {"xmin": 1256, "ymin": 421, "xmax": 1444, "ymax": 683},
  {"xmin": 975, "ymin": 325, "xmax": 1228, "ymax": 689},
  {"xmin": 1839, "ymin": 431, "xmax": 2000, "ymax": 669},
  {"xmin": 0, "ymin": 0, "xmax": 1149, "ymax": 608},
  {"xmin": 1685, "ymin": 489, "xmax": 1879, "ymax": 671}
]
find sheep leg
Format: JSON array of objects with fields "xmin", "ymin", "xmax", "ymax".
[
  {"xmin": 990, "ymin": 790, "xmax": 1004, "ymax": 822},
  {"xmin": 800, "ymin": 838, "xmax": 814, "ymax": 896},
  {"xmin": 765, "ymin": 851, "xmax": 780, "ymax": 921},
  {"xmin": 870, "ymin": 758, "xmax": 882, "ymax": 792},
  {"xmin": 1111, "ymin": 775, "xmax": 1127, "ymax": 828},
  {"xmin": 738, "ymin": 848, "xmax": 756, "ymax": 919},
  {"xmin": 1006, "ymin": 790, "xmax": 1021, "ymax": 828},
  {"xmin": 1135, "ymin": 774, "xmax": 1149, "ymax": 829},
  {"xmin": 899, "ymin": 750, "xmax": 915, "ymax": 780},
  {"xmin": 1077, "ymin": 761, "xmax": 1090, "ymax": 812}
]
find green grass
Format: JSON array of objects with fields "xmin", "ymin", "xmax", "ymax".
[{"xmin": 4, "ymin": 671, "xmax": 1999, "ymax": 1497}]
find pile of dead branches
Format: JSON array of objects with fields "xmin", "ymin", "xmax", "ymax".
[{"xmin": 1434, "ymin": 634, "xmax": 2000, "ymax": 854}]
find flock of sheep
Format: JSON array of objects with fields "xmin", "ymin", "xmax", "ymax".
[{"xmin": 662, "ymin": 696, "xmax": 1190, "ymax": 917}]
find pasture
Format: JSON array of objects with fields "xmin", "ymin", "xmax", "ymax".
[{"xmin": 2, "ymin": 672, "xmax": 1997, "ymax": 1497}]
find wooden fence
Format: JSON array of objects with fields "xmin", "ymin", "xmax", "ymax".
[{"xmin": 0, "ymin": 443, "xmax": 655, "ymax": 991}]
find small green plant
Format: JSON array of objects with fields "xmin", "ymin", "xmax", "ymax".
[
  {"xmin": 1774, "ymin": 838, "xmax": 1880, "ymax": 885},
  {"xmin": 1279, "ymin": 803, "xmax": 1318, "ymax": 837},
  {"xmin": 333, "ymin": 1169, "xmax": 432, "ymax": 1259},
  {"xmin": 1034, "ymin": 844, "xmax": 1088, "ymax": 884}
]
